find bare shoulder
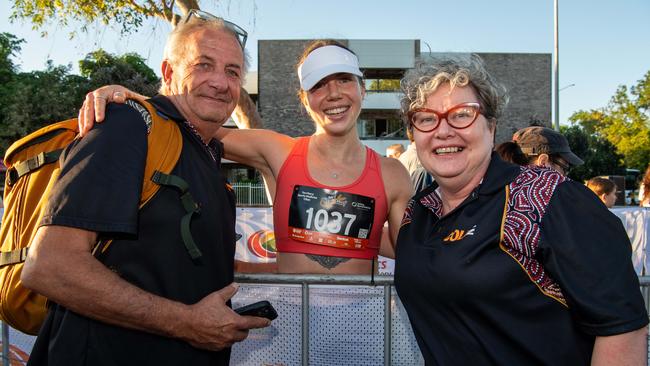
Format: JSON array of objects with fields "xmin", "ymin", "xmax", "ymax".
[
  {"xmin": 378, "ymin": 156, "xmax": 413, "ymax": 245},
  {"xmin": 379, "ymin": 156, "xmax": 413, "ymax": 197},
  {"xmin": 380, "ymin": 156, "xmax": 411, "ymax": 182}
]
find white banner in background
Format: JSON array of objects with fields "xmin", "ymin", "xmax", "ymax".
[
  {"xmin": 235, "ymin": 207, "xmax": 276, "ymax": 264},
  {"xmin": 610, "ymin": 207, "xmax": 648, "ymax": 275}
]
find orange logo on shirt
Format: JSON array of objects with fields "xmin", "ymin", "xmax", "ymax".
[{"xmin": 443, "ymin": 225, "xmax": 476, "ymax": 242}]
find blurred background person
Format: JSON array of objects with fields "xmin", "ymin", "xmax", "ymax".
[
  {"xmin": 515, "ymin": 126, "xmax": 583, "ymax": 176},
  {"xmin": 494, "ymin": 141, "xmax": 527, "ymax": 165},
  {"xmin": 586, "ymin": 176, "xmax": 618, "ymax": 208},
  {"xmin": 385, "ymin": 143, "xmax": 405, "ymax": 159},
  {"xmin": 639, "ymin": 165, "xmax": 650, "ymax": 207},
  {"xmin": 395, "ymin": 54, "xmax": 648, "ymax": 365},
  {"xmin": 398, "ymin": 128, "xmax": 433, "ymax": 192}
]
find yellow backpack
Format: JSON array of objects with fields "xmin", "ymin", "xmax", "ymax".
[{"xmin": 0, "ymin": 100, "xmax": 183, "ymax": 335}]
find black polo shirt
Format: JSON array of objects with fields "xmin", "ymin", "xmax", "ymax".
[
  {"xmin": 29, "ymin": 96, "xmax": 236, "ymax": 366},
  {"xmin": 395, "ymin": 153, "xmax": 648, "ymax": 365}
]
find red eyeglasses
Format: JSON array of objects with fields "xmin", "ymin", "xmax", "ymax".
[{"xmin": 407, "ymin": 102, "xmax": 483, "ymax": 132}]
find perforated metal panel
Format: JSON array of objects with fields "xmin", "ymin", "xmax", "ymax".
[
  {"xmin": 391, "ymin": 288, "xmax": 425, "ymax": 365},
  {"xmin": 231, "ymin": 284, "xmax": 424, "ymax": 366},
  {"xmin": 231, "ymin": 285, "xmax": 302, "ymax": 365},
  {"xmin": 308, "ymin": 286, "xmax": 385, "ymax": 365}
]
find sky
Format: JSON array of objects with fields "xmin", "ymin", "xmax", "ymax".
[{"xmin": 1, "ymin": 0, "xmax": 649, "ymax": 125}]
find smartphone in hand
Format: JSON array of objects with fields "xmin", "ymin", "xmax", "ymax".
[{"xmin": 234, "ymin": 300, "xmax": 278, "ymax": 320}]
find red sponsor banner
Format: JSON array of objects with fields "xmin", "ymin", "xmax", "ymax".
[{"xmin": 288, "ymin": 227, "xmax": 369, "ymax": 250}]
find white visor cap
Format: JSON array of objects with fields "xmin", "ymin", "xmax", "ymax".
[{"xmin": 298, "ymin": 45, "xmax": 363, "ymax": 91}]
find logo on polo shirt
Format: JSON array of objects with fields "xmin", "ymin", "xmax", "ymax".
[{"xmin": 443, "ymin": 225, "xmax": 476, "ymax": 242}]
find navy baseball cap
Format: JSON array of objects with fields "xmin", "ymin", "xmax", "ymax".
[{"xmin": 515, "ymin": 126, "xmax": 584, "ymax": 166}]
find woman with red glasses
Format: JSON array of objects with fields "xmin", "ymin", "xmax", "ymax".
[{"xmin": 394, "ymin": 54, "xmax": 648, "ymax": 365}]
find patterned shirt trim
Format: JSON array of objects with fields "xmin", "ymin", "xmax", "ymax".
[
  {"xmin": 401, "ymin": 190, "xmax": 444, "ymax": 227},
  {"xmin": 125, "ymin": 100, "xmax": 152, "ymax": 134},
  {"xmin": 420, "ymin": 190, "xmax": 443, "ymax": 218},
  {"xmin": 501, "ymin": 166, "xmax": 568, "ymax": 306},
  {"xmin": 401, "ymin": 198, "xmax": 415, "ymax": 227}
]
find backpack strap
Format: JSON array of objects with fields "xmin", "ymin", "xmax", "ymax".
[
  {"xmin": 7, "ymin": 150, "xmax": 62, "ymax": 186},
  {"xmin": 4, "ymin": 119, "xmax": 80, "ymax": 187},
  {"xmin": 137, "ymin": 101, "xmax": 203, "ymax": 260},
  {"xmin": 134, "ymin": 100, "xmax": 183, "ymax": 207},
  {"xmin": 98, "ymin": 100, "xmax": 203, "ymax": 261},
  {"xmin": 0, "ymin": 248, "xmax": 29, "ymax": 267},
  {"xmin": 151, "ymin": 171, "xmax": 202, "ymax": 260}
]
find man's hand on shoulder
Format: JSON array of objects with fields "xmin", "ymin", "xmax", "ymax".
[{"xmin": 78, "ymin": 85, "xmax": 148, "ymax": 136}]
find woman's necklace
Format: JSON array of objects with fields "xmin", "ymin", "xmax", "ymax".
[{"xmin": 312, "ymin": 136, "xmax": 363, "ymax": 180}]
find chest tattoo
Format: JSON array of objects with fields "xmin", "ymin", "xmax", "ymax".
[{"xmin": 306, "ymin": 254, "xmax": 351, "ymax": 269}]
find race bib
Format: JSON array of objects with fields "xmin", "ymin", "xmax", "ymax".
[{"xmin": 288, "ymin": 185, "xmax": 375, "ymax": 250}]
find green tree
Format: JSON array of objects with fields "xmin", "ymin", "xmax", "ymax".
[
  {"xmin": 8, "ymin": 1, "xmax": 265, "ymax": 128},
  {"xmin": 0, "ymin": 61, "xmax": 89, "ymax": 152},
  {"xmin": 80, "ymin": 49, "xmax": 160, "ymax": 96},
  {"xmin": 367, "ymin": 79, "xmax": 401, "ymax": 91},
  {"xmin": 0, "ymin": 43, "xmax": 163, "ymax": 154},
  {"xmin": 561, "ymin": 125, "xmax": 625, "ymax": 183},
  {"xmin": 569, "ymin": 71, "xmax": 650, "ymax": 170},
  {"xmin": 10, "ymin": 0, "xmax": 202, "ymax": 35},
  {"xmin": 0, "ymin": 33, "xmax": 25, "ymax": 149},
  {"xmin": 0, "ymin": 33, "xmax": 24, "ymax": 84}
]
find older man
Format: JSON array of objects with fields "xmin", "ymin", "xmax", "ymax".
[{"xmin": 21, "ymin": 11, "xmax": 270, "ymax": 366}]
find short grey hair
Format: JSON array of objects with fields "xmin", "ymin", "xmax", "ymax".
[
  {"xmin": 400, "ymin": 54, "xmax": 508, "ymax": 127},
  {"xmin": 159, "ymin": 17, "xmax": 250, "ymax": 95}
]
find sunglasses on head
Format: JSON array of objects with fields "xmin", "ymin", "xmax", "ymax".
[{"xmin": 183, "ymin": 9, "xmax": 248, "ymax": 50}]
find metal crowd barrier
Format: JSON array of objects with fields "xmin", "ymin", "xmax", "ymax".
[
  {"xmin": 639, "ymin": 276, "xmax": 650, "ymax": 314},
  {"xmin": 234, "ymin": 274, "xmax": 397, "ymax": 366},
  {"xmin": 3, "ymin": 275, "xmax": 650, "ymax": 365},
  {"xmin": 231, "ymin": 183, "xmax": 270, "ymax": 206}
]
